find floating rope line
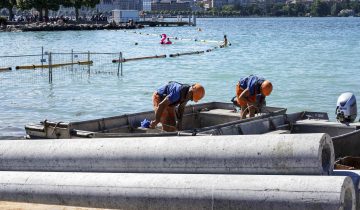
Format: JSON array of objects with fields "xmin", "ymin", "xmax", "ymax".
[
  {"xmin": 169, "ymin": 51, "xmax": 205, "ymax": 57},
  {"xmin": 112, "ymin": 55, "xmax": 166, "ymax": 63},
  {"xmin": 111, "ymin": 43, "xmax": 221, "ymax": 61},
  {"xmin": 123, "ymin": 30, "xmax": 223, "ymax": 45},
  {"xmin": 15, "ymin": 61, "xmax": 93, "ymax": 70},
  {"xmin": 0, "ymin": 67, "xmax": 12, "ymax": 72}
]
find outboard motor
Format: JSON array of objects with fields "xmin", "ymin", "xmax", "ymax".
[{"xmin": 336, "ymin": 92, "xmax": 357, "ymax": 123}]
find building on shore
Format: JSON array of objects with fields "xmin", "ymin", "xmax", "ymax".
[
  {"xmin": 151, "ymin": 0, "xmax": 191, "ymax": 11},
  {"xmin": 112, "ymin": 0, "xmax": 143, "ymax": 11},
  {"xmin": 205, "ymin": 0, "xmax": 290, "ymax": 9},
  {"xmin": 96, "ymin": 0, "xmax": 117, "ymax": 12},
  {"xmin": 143, "ymin": 0, "xmax": 153, "ymax": 11},
  {"xmin": 54, "ymin": 0, "xmax": 143, "ymax": 17}
]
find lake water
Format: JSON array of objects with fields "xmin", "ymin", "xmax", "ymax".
[{"xmin": 0, "ymin": 17, "xmax": 359, "ymax": 138}]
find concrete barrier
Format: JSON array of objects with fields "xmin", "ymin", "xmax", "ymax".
[
  {"xmin": 0, "ymin": 134, "xmax": 334, "ymax": 175},
  {"xmin": 0, "ymin": 172, "xmax": 354, "ymax": 210}
]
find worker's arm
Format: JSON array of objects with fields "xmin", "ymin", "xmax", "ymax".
[
  {"xmin": 150, "ymin": 97, "xmax": 170, "ymax": 129},
  {"xmin": 239, "ymin": 88, "xmax": 259, "ymax": 106},
  {"xmin": 176, "ymin": 102, "xmax": 187, "ymax": 130},
  {"xmin": 238, "ymin": 88, "xmax": 252, "ymax": 104}
]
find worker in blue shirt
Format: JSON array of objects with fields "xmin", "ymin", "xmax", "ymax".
[{"xmin": 150, "ymin": 81, "xmax": 205, "ymax": 131}]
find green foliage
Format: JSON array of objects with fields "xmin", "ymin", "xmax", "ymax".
[
  {"xmin": 270, "ymin": 3, "xmax": 285, "ymax": 16},
  {"xmin": 0, "ymin": 0, "xmax": 17, "ymax": 20},
  {"xmin": 222, "ymin": 5, "xmax": 235, "ymax": 12},
  {"xmin": 17, "ymin": 0, "xmax": 61, "ymax": 11},
  {"xmin": 331, "ymin": 2, "xmax": 342, "ymax": 16},
  {"xmin": 62, "ymin": 0, "xmax": 100, "ymax": 20},
  {"xmin": 350, "ymin": 1, "xmax": 359, "ymax": 13},
  {"xmin": 0, "ymin": 0, "xmax": 17, "ymax": 9},
  {"xmin": 294, "ymin": 3, "xmax": 306, "ymax": 16},
  {"xmin": 253, "ymin": 4, "xmax": 263, "ymax": 16},
  {"xmin": 0, "ymin": 16, "xmax": 8, "ymax": 25},
  {"xmin": 3, "ymin": 0, "xmax": 357, "ymax": 19},
  {"xmin": 311, "ymin": 0, "xmax": 330, "ymax": 17},
  {"xmin": 16, "ymin": 0, "xmax": 31, "ymax": 10},
  {"xmin": 196, "ymin": 2, "xmax": 205, "ymax": 8},
  {"xmin": 63, "ymin": 0, "xmax": 100, "ymax": 9},
  {"xmin": 16, "ymin": 0, "xmax": 62, "ymax": 20},
  {"xmin": 283, "ymin": 3, "xmax": 305, "ymax": 16}
]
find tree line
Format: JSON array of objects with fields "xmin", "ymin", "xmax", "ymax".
[
  {"xmin": 149, "ymin": 0, "xmax": 359, "ymax": 17},
  {"xmin": 0, "ymin": 0, "xmax": 100, "ymax": 21},
  {"xmin": 1, "ymin": 0, "xmax": 359, "ymax": 22}
]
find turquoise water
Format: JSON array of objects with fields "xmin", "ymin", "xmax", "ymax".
[{"xmin": 0, "ymin": 17, "xmax": 359, "ymax": 138}]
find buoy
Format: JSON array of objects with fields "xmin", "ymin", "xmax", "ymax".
[{"xmin": 160, "ymin": 34, "xmax": 172, "ymax": 45}]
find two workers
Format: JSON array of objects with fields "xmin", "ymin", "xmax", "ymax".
[{"xmin": 150, "ymin": 75, "xmax": 273, "ymax": 131}]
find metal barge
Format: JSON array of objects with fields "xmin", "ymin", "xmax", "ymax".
[{"xmin": 25, "ymin": 102, "xmax": 286, "ymax": 139}]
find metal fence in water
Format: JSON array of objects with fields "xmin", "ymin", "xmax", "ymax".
[
  {"xmin": 0, "ymin": 43, "xmax": 218, "ymax": 84},
  {"xmin": 0, "ymin": 49, "xmax": 123, "ymax": 84}
]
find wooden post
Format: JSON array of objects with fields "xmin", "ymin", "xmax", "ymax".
[
  {"xmin": 117, "ymin": 52, "xmax": 121, "ymax": 77},
  {"xmin": 87, "ymin": 51, "xmax": 90, "ymax": 76},
  {"xmin": 120, "ymin": 52, "xmax": 123, "ymax": 76},
  {"xmin": 71, "ymin": 49, "xmax": 74, "ymax": 71},
  {"xmin": 41, "ymin": 46, "xmax": 44, "ymax": 68},
  {"xmin": 48, "ymin": 52, "xmax": 52, "ymax": 83},
  {"xmin": 192, "ymin": 14, "xmax": 196, "ymax": 26}
]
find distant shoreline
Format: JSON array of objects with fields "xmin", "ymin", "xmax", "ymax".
[
  {"xmin": 0, "ymin": 22, "xmax": 143, "ymax": 32},
  {"xmin": 1, "ymin": 16, "xmax": 358, "ymax": 32}
]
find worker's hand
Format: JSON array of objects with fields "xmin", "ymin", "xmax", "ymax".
[
  {"xmin": 247, "ymin": 101, "xmax": 257, "ymax": 106},
  {"xmin": 149, "ymin": 120, "xmax": 158, "ymax": 129}
]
